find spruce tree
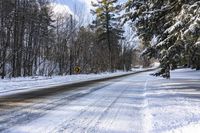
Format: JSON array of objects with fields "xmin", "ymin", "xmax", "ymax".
[{"xmin": 124, "ymin": 0, "xmax": 200, "ymax": 78}]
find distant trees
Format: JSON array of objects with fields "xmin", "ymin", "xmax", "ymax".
[
  {"xmin": 124, "ymin": 0, "xmax": 200, "ymax": 78},
  {"xmin": 0, "ymin": 0, "xmax": 137, "ymax": 79},
  {"xmin": 0, "ymin": 0, "xmax": 53, "ymax": 79},
  {"xmin": 53, "ymin": 12, "xmax": 72, "ymax": 75}
]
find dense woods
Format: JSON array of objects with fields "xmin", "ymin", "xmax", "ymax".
[
  {"xmin": 0, "ymin": 0, "xmax": 53, "ymax": 79},
  {"xmin": 0, "ymin": 0, "xmax": 136, "ymax": 79}
]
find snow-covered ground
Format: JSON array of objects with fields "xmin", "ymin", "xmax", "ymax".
[
  {"xmin": 0, "ymin": 69, "xmax": 155, "ymax": 97},
  {"xmin": 0, "ymin": 62, "xmax": 160, "ymax": 97},
  {"xmin": 1, "ymin": 68, "xmax": 200, "ymax": 133},
  {"xmin": 0, "ymin": 71, "xmax": 128, "ymax": 96}
]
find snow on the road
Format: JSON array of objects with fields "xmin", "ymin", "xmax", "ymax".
[
  {"xmin": 2, "ymin": 68, "xmax": 200, "ymax": 133},
  {"xmin": 0, "ymin": 63, "xmax": 158, "ymax": 97},
  {"xmin": 0, "ymin": 71, "xmax": 133, "ymax": 96}
]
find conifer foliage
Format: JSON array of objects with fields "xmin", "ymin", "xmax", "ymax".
[
  {"xmin": 124, "ymin": 0, "xmax": 200, "ymax": 78},
  {"xmin": 91, "ymin": 0, "xmax": 124, "ymax": 72}
]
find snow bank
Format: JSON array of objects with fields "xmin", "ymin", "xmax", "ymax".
[
  {"xmin": 131, "ymin": 62, "xmax": 160, "ymax": 71},
  {"xmin": 164, "ymin": 122, "xmax": 200, "ymax": 133},
  {"xmin": 0, "ymin": 71, "xmax": 128, "ymax": 96},
  {"xmin": 171, "ymin": 68, "xmax": 200, "ymax": 80},
  {"xmin": 0, "ymin": 68, "xmax": 157, "ymax": 97}
]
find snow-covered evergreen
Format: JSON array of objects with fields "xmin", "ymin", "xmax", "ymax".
[{"xmin": 124, "ymin": 0, "xmax": 200, "ymax": 78}]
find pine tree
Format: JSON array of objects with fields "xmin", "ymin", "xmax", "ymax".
[{"xmin": 91, "ymin": 0, "xmax": 124, "ymax": 72}]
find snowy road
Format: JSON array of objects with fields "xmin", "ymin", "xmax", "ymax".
[{"xmin": 1, "ymin": 69, "xmax": 200, "ymax": 133}]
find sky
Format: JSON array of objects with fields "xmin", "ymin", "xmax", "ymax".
[
  {"xmin": 54, "ymin": 0, "xmax": 125, "ymax": 17},
  {"xmin": 54, "ymin": 0, "xmax": 96, "ymax": 15},
  {"xmin": 53, "ymin": 0, "xmax": 137, "ymax": 46}
]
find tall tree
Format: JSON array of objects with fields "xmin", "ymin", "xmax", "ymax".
[{"xmin": 91, "ymin": 0, "xmax": 124, "ymax": 72}]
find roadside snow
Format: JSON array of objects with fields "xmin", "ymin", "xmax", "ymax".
[
  {"xmin": 171, "ymin": 68, "xmax": 200, "ymax": 80},
  {"xmin": 131, "ymin": 62, "xmax": 160, "ymax": 71},
  {"xmin": 0, "ymin": 71, "xmax": 129, "ymax": 96},
  {"xmin": 0, "ymin": 63, "xmax": 159, "ymax": 97},
  {"xmin": 164, "ymin": 122, "xmax": 200, "ymax": 133},
  {"xmin": 149, "ymin": 68, "xmax": 200, "ymax": 133}
]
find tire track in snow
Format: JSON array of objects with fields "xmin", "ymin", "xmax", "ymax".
[
  {"xmin": 51, "ymin": 95, "xmax": 112, "ymax": 133},
  {"xmin": 86, "ymin": 86, "xmax": 133, "ymax": 133},
  {"xmin": 51, "ymin": 85, "xmax": 128, "ymax": 133},
  {"xmin": 142, "ymin": 79, "xmax": 152, "ymax": 133},
  {"xmin": 86, "ymin": 87, "xmax": 128, "ymax": 133},
  {"xmin": 0, "ymin": 84, "xmax": 111, "ymax": 132}
]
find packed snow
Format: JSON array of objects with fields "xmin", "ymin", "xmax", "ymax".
[
  {"xmin": 0, "ymin": 63, "xmax": 159, "ymax": 97},
  {"xmin": 0, "ymin": 71, "xmax": 129, "ymax": 96},
  {"xmin": 1, "ymin": 68, "xmax": 200, "ymax": 133},
  {"xmin": 0, "ymin": 66, "xmax": 157, "ymax": 97}
]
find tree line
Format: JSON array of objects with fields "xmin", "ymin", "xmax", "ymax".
[{"xmin": 0, "ymin": 0, "xmax": 136, "ymax": 79}]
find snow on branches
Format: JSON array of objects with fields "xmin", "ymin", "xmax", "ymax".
[{"xmin": 124, "ymin": 0, "xmax": 200, "ymax": 78}]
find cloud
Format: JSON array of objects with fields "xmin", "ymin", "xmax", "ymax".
[
  {"xmin": 51, "ymin": 3, "xmax": 80, "ymax": 20},
  {"xmin": 51, "ymin": 3, "xmax": 74, "ymax": 16},
  {"xmin": 77, "ymin": 0, "xmax": 97, "ymax": 9},
  {"xmin": 52, "ymin": 1, "xmax": 97, "ymax": 23}
]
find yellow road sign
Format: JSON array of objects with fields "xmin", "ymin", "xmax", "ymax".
[{"xmin": 74, "ymin": 66, "xmax": 81, "ymax": 73}]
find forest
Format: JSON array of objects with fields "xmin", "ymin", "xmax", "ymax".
[{"xmin": 0, "ymin": 0, "xmax": 199, "ymax": 79}]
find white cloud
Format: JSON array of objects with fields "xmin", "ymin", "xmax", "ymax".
[
  {"xmin": 77, "ymin": 0, "xmax": 97, "ymax": 9},
  {"xmin": 50, "ymin": 3, "xmax": 79, "ymax": 20},
  {"xmin": 51, "ymin": 3, "xmax": 74, "ymax": 16},
  {"xmin": 52, "ymin": 1, "xmax": 97, "ymax": 23}
]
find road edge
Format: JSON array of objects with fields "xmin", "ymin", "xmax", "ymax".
[{"xmin": 0, "ymin": 68, "xmax": 158, "ymax": 99}]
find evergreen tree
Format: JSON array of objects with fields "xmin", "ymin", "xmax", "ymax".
[
  {"xmin": 91, "ymin": 0, "xmax": 124, "ymax": 72},
  {"xmin": 124, "ymin": 0, "xmax": 200, "ymax": 78}
]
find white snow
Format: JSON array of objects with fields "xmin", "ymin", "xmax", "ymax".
[
  {"xmin": 131, "ymin": 62, "xmax": 160, "ymax": 71},
  {"xmin": 165, "ymin": 21, "xmax": 183, "ymax": 34},
  {"xmin": 164, "ymin": 122, "xmax": 200, "ymax": 133},
  {"xmin": 151, "ymin": 35, "xmax": 158, "ymax": 46},
  {"xmin": 0, "ymin": 63, "xmax": 159, "ymax": 97},
  {"xmin": 0, "ymin": 71, "xmax": 129, "ymax": 96},
  {"xmin": 0, "ymin": 68, "xmax": 156, "ymax": 97},
  {"xmin": 2, "ymin": 67, "xmax": 200, "ymax": 133}
]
